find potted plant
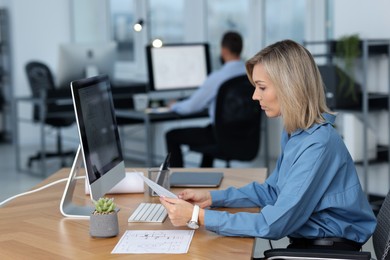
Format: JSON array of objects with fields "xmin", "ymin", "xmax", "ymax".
[
  {"xmin": 335, "ymin": 34, "xmax": 361, "ymax": 103},
  {"xmin": 89, "ymin": 197, "xmax": 120, "ymax": 238}
]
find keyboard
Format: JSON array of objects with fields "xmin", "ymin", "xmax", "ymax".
[{"xmin": 128, "ymin": 203, "xmax": 168, "ymax": 223}]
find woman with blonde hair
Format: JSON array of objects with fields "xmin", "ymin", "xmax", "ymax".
[{"xmin": 160, "ymin": 40, "xmax": 376, "ymax": 251}]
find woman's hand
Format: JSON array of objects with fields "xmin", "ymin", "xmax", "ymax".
[
  {"xmin": 159, "ymin": 189, "xmax": 211, "ymax": 226},
  {"xmin": 178, "ymin": 189, "xmax": 212, "ymax": 209},
  {"xmin": 159, "ymin": 197, "xmax": 195, "ymax": 226}
]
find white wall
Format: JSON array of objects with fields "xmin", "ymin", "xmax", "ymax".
[
  {"xmin": 8, "ymin": 0, "xmax": 73, "ymax": 145},
  {"xmin": 10, "ymin": 0, "xmax": 71, "ymax": 96},
  {"xmin": 333, "ymin": 0, "xmax": 390, "ymax": 39},
  {"xmin": 71, "ymin": 0, "xmax": 109, "ymax": 43}
]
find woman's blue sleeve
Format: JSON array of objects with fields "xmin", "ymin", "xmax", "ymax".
[{"xmin": 205, "ymin": 141, "xmax": 331, "ymax": 239}]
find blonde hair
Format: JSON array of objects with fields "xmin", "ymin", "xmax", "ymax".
[{"xmin": 246, "ymin": 40, "xmax": 331, "ymax": 133}]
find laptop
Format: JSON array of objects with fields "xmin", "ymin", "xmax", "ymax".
[{"xmin": 169, "ymin": 171, "xmax": 223, "ymax": 188}]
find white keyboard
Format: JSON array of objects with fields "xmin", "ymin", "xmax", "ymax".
[{"xmin": 128, "ymin": 203, "xmax": 168, "ymax": 223}]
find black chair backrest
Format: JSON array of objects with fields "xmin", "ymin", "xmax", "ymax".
[
  {"xmin": 213, "ymin": 75, "xmax": 261, "ymax": 161},
  {"xmin": 25, "ymin": 61, "xmax": 56, "ymax": 121},
  {"xmin": 373, "ymin": 189, "xmax": 390, "ymax": 259},
  {"xmin": 26, "ymin": 61, "xmax": 56, "ymax": 96}
]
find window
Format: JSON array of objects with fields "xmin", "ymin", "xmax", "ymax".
[
  {"xmin": 148, "ymin": 0, "xmax": 185, "ymax": 43},
  {"xmin": 206, "ymin": 0, "xmax": 251, "ymax": 70},
  {"xmin": 265, "ymin": 0, "xmax": 305, "ymax": 45},
  {"xmin": 110, "ymin": 0, "xmax": 136, "ymax": 61},
  {"xmin": 72, "ymin": 0, "xmax": 311, "ymax": 80}
]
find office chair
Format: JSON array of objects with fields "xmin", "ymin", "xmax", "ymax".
[
  {"xmin": 262, "ymin": 188, "xmax": 390, "ymax": 260},
  {"xmin": 25, "ymin": 61, "xmax": 75, "ymax": 168},
  {"xmin": 189, "ymin": 75, "xmax": 261, "ymax": 167}
]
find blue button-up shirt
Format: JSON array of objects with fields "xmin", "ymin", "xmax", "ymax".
[
  {"xmin": 171, "ymin": 60, "xmax": 246, "ymax": 124},
  {"xmin": 205, "ymin": 113, "xmax": 376, "ymax": 243}
]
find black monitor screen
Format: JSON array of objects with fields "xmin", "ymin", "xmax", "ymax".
[
  {"xmin": 71, "ymin": 75, "xmax": 123, "ymax": 185},
  {"xmin": 146, "ymin": 43, "xmax": 211, "ymax": 92}
]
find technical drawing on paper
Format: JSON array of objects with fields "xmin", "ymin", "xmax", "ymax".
[{"xmin": 112, "ymin": 230, "xmax": 195, "ymax": 254}]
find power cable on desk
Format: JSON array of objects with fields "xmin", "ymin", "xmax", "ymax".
[{"xmin": 0, "ymin": 176, "xmax": 85, "ymax": 207}]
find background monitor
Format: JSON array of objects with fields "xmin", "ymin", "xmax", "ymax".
[
  {"xmin": 57, "ymin": 42, "xmax": 117, "ymax": 88},
  {"xmin": 146, "ymin": 43, "xmax": 211, "ymax": 93},
  {"xmin": 60, "ymin": 74, "xmax": 125, "ymax": 218}
]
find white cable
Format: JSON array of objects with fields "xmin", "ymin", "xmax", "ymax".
[{"xmin": 0, "ymin": 176, "xmax": 85, "ymax": 207}]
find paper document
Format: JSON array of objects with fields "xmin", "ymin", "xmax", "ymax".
[
  {"xmin": 145, "ymin": 107, "xmax": 171, "ymax": 114},
  {"xmin": 139, "ymin": 174, "xmax": 178, "ymax": 198},
  {"xmin": 112, "ymin": 230, "xmax": 194, "ymax": 254}
]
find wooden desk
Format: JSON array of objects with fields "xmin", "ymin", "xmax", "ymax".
[{"xmin": 0, "ymin": 168, "xmax": 266, "ymax": 259}]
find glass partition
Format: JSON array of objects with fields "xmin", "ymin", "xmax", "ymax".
[
  {"xmin": 265, "ymin": 0, "xmax": 305, "ymax": 45},
  {"xmin": 110, "ymin": 0, "xmax": 136, "ymax": 61},
  {"xmin": 148, "ymin": 0, "xmax": 184, "ymax": 43},
  {"xmin": 71, "ymin": 0, "xmax": 313, "ymax": 80},
  {"xmin": 207, "ymin": 0, "xmax": 251, "ymax": 70}
]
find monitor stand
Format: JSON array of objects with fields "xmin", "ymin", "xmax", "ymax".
[
  {"xmin": 60, "ymin": 145, "xmax": 94, "ymax": 218},
  {"xmin": 85, "ymin": 65, "xmax": 99, "ymax": 78}
]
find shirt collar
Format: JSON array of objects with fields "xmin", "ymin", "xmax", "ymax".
[{"xmin": 290, "ymin": 113, "xmax": 335, "ymax": 137}]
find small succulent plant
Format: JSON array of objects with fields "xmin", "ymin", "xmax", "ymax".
[
  {"xmin": 90, "ymin": 197, "xmax": 120, "ymax": 237},
  {"xmin": 93, "ymin": 197, "xmax": 116, "ymax": 214}
]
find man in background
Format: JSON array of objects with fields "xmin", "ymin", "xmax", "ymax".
[{"xmin": 166, "ymin": 31, "xmax": 246, "ymax": 167}]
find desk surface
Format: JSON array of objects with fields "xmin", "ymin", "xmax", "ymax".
[
  {"xmin": 115, "ymin": 108, "xmax": 209, "ymax": 167},
  {"xmin": 0, "ymin": 168, "xmax": 266, "ymax": 259},
  {"xmin": 115, "ymin": 108, "xmax": 208, "ymax": 121}
]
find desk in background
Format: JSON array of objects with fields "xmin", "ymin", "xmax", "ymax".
[
  {"xmin": 115, "ymin": 108, "xmax": 209, "ymax": 167},
  {"xmin": 116, "ymin": 108, "xmax": 269, "ymax": 169},
  {"xmin": 0, "ymin": 167, "xmax": 266, "ymax": 259}
]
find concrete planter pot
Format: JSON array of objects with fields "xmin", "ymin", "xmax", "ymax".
[{"xmin": 89, "ymin": 209, "xmax": 119, "ymax": 238}]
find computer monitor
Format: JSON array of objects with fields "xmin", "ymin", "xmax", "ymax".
[
  {"xmin": 146, "ymin": 43, "xmax": 211, "ymax": 98},
  {"xmin": 57, "ymin": 42, "xmax": 117, "ymax": 88},
  {"xmin": 60, "ymin": 74, "xmax": 126, "ymax": 218}
]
